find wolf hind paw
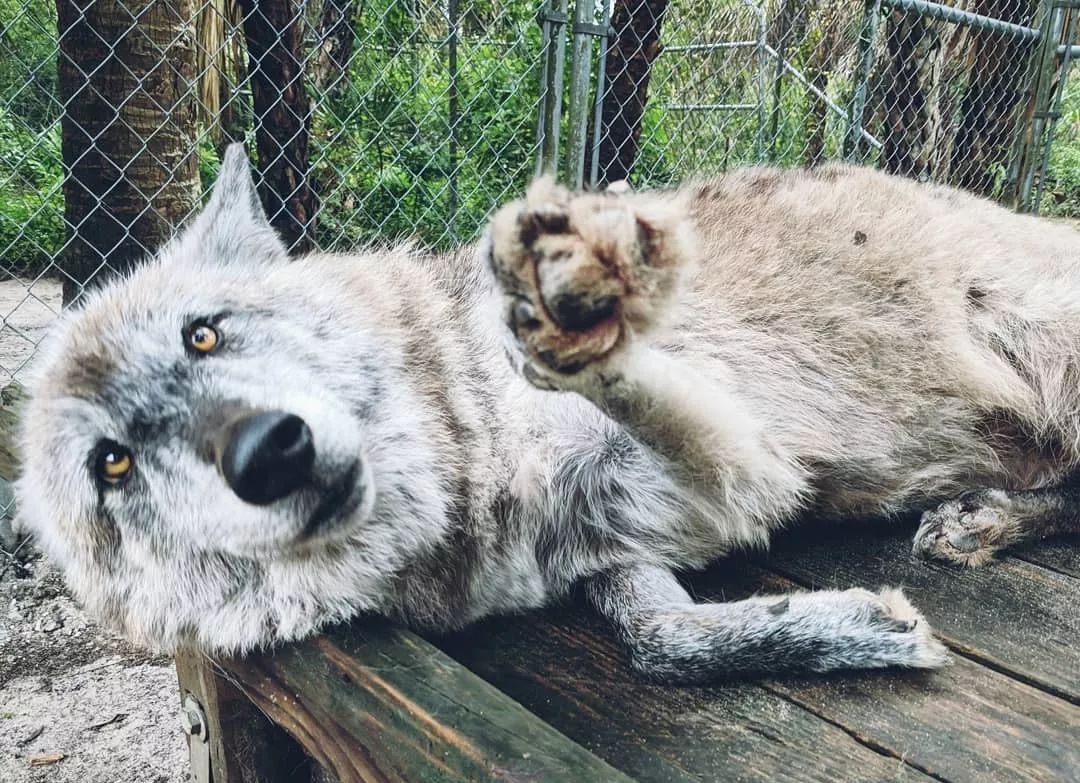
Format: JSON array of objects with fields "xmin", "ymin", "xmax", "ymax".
[{"xmin": 912, "ymin": 489, "xmax": 1016, "ymax": 567}]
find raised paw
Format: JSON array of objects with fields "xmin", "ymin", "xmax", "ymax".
[
  {"xmin": 485, "ymin": 176, "xmax": 692, "ymax": 378},
  {"xmin": 913, "ymin": 489, "xmax": 1017, "ymax": 567}
]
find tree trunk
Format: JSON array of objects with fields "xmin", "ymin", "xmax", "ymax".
[
  {"xmin": 881, "ymin": 9, "xmax": 935, "ymax": 178},
  {"xmin": 767, "ymin": 0, "xmax": 802, "ymax": 156},
  {"xmin": 237, "ymin": 0, "xmax": 318, "ymax": 252},
  {"xmin": 217, "ymin": 0, "xmax": 250, "ymax": 149},
  {"xmin": 804, "ymin": 65, "xmax": 829, "ymax": 167},
  {"xmin": 589, "ymin": 0, "xmax": 669, "ymax": 186},
  {"xmin": 55, "ymin": 0, "xmax": 200, "ymax": 306},
  {"xmin": 950, "ymin": 0, "xmax": 1038, "ymax": 195},
  {"xmin": 314, "ymin": 0, "xmax": 358, "ymax": 96}
]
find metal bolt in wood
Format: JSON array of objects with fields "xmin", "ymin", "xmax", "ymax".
[{"xmin": 181, "ymin": 693, "xmax": 209, "ymax": 743}]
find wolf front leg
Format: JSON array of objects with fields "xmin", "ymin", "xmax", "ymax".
[
  {"xmin": 486, "ymin": 177, "xmax": 807, "ymax": 516},
  {"xmin": 585, "ymin": 563, "xmax": 949, "ymax": 682}
]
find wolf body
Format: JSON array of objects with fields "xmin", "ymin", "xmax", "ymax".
[{"xmin": 15, "ymin": 145, "xmax": 1080, "ymax": 681}]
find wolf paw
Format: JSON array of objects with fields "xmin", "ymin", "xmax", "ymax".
[
  {"xmin": 486, "ymin": 177, "xmax": 691, "ymax": 380},
  {"xmin": 912, "ymin": 489, "xmax": 1017, "ymax": 567},
  {"xmin": 804, "ymin": 587, "xmax": 949, "ymax": 671}
]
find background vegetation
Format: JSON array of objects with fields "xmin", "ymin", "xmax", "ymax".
[{"xmin": 1, "ymin": 0, "xmax": 1076, "ymax": 281}]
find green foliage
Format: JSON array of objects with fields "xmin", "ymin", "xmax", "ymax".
[
  {"xmin": 1039, "ymin": 65, "xmax": 1080, "ymax": 218},
  {"xmin": 2, "ymin": 0, "xmax": 1078, "ymax": 285},
  {"xmin": 0, "ymin": 0, "xmax": 61, "ymax": 275},
  {"xmin": 0, "ymin": 0, "xmax": 58, "ymax": 131},
  {"xmin": 0, "ymin": 108, "xmax": 63, "ymax": 277},
  {"xmin": 310, "ymin": 0, "xmax": 544, "ymax": 251}
]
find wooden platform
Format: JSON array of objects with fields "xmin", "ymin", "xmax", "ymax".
[{"xmin": 177, "ymin": 519, "xmax": 1080, "ymax": 783}]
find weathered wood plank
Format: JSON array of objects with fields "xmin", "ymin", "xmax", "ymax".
[
  {"xmin": 684, "ymin": 567, "xmax": 1080, "ymax": 783},
  {"xmin": 439, "ymin": 558, "xmax": 1080, "ymax": 783},
  {"xmin": 759, "ymin": 521, "xmax": 1080, "ymax": 702},
  {"xmin": 436, "ymin": 600, "xmax": 937, "ymax": 782},
  {"xmin": 217, "ymin": 621, "xmax": 633, "ymax": 783},
  {"xmin": 176, "ymin": 650, "xmax": 313, "ymax": 783},
  {"xmin": 763, "ymin": 660, "xmax": 1080, "ymax": 783},
  {"xmin": 1013, "ymin": 536, "xmax": 1080, "ymax": 579}
]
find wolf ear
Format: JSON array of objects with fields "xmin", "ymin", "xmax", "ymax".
[
  {"xmin": 173, "ymin": 142, "xmax": 289, "ymax": 267},
  {"xmin": 206, "ymin": 142, "xmax": 271, "ymax": 228}
]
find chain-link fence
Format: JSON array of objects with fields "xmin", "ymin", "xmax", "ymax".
[
  {"xmin": 0, "ymin": 0, "xmax": 550, "ymax": 374},
  {"xmin": 0, "ymin": 0, "xmax": 1079, "ymax": 544},
  {"xmin": 550, "ymin": 0, "xmax": 1079, "ymax": 208}
]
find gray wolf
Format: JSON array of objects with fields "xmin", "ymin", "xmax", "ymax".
[{"xmin": 14, "ymin": 144, "xmax": 1080, "ymax": 682}]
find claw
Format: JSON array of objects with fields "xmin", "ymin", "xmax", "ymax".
[
  {"xmin": 948, "ymin": 530, "xmax": 980, "ymax": 553},
  {"xmin": 511, "ymin": 299, "xmax": 541, "ymax": 332}
]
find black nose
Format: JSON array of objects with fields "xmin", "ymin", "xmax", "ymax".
[{"xmin": 220, "ymin": 411, "xmax": 315, "ymax": 505}]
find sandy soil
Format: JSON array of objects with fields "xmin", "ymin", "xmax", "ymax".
[{"xmin": 0, "ymin": 277, "xmax": 191, "ymax": 782}]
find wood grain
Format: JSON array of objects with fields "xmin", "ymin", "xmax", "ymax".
[
  {"xmin": 175, "ymin": 650, "xmax": 313, "ymax": 783},
  {"xmin": 764, "ymin": 658, "xmax": 1080, "ymax": 783},
  {"xmin": 217, "ymin": 621, "xmax": 633, "ymax": 783},
  {"xmin": 758, "ymin": 521, "xmax": 1080, "ymax": 702},
  {"xmin": 438, "ymin": 555, "xmax": 1080, "ymax": 783},
  {"xmin": 1013, "ymin": 536, "xmax": 1080, "ymax": 578},
  {"xmin": 436, "ymin": 602, "xmax": 936, "ymax": 782}
]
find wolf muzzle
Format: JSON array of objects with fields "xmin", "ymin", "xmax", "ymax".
[{"xmin": 218, "ymin": 410, "xmax": 316, "ymax": 505}]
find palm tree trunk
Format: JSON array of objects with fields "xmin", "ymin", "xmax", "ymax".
[
  {"xmin": 55, "ymin": 0, "xmax": 200, "ymax": 305},
  {"xmin": 590, "ymin": 0, "xmax": 669, "ymax": 186},
  {"xmin": 950, "ymin": 0, "xmax": 1038, "ymax": 195},
  {"xmin": 314, "ymin": 0, "xmax": 359, "ymax": 96}
]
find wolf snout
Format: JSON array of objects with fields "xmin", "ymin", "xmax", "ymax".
[{"xmin": 219, "ymin": 410, "xmax": 316, "ymax": 505}]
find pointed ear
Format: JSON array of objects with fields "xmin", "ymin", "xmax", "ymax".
[
  {"xmin": 206, "ymin": 142, "xmax": 271, "ymax": 228},
  {"xmin": 173, "ymin": 142, "xmax": 288, "ymax": 266}
]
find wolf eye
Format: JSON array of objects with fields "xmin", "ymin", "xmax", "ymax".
[
  {"xmin": 95, "ymin": 443, "xmax": 133, "ymax": 485},
  {"xmin": 186, "ymin": 322, "xmax": 220, "ymax": 355}
]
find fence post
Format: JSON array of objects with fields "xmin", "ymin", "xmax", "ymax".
[
  {"xmin": 536, "ymin": 0, "xmax": 570, "ymax": 178},
  {"xmin": 753, "ymin": 2, "xmax": 767, "ymax": 161},
  {"xmin": 845, "ymin": 0, "xmax": 883, "ymax": 161},
  {"xmin": 566, "ymin": 0, "xmax": 596, "ymax": 188},
  {"xmin": 447, "ymin": 0, "xmax": 460, "ymax": 243},
  {"xmin": 1016, "ymin": 0, "xmax": 1062, "ymax": 212},
  {"xmin": 768, "ymin": 0, "xmax": 796, "ymax": 160},
  {"xmin": 588, "ymin": 1, "xmax": 613, "ymax": 187},
  {"xmin": 1033, "ymin": 7, "xmax": 1078, "ymax": 213}
]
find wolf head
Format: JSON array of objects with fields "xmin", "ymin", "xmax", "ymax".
[{"xmin": 14, "ymin": 144, "xmax": 458, "ymax": 654}]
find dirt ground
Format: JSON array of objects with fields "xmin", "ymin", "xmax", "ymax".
[{"xmin": 0, "ymin": 278, "xmax": 191, "ymax": 782}]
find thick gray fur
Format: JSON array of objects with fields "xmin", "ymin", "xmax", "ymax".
[{"xmin": 15, "ymin": 143, "xmax": 1080, "ymax": 681}]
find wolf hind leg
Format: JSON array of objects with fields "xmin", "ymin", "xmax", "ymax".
[
  {"xmin": 913, "ymin": 480, "xmax": 1080, "ymax": 567},
  {"xmin": 584, "ymin": 563, "xmax": 948, "ymax": 683}
]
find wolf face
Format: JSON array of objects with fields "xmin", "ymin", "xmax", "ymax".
[{"xmin": 14, "ymin": 146, "xmax": 460, "ymax": 653}]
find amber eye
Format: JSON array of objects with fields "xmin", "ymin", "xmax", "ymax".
[
  {"xmin": 96, "ymin": 443, "xmax": 133, "ymax": 485},
  {"xmin": 187, "ymin": 323, "xmax": 220, "ymax": 354}
]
